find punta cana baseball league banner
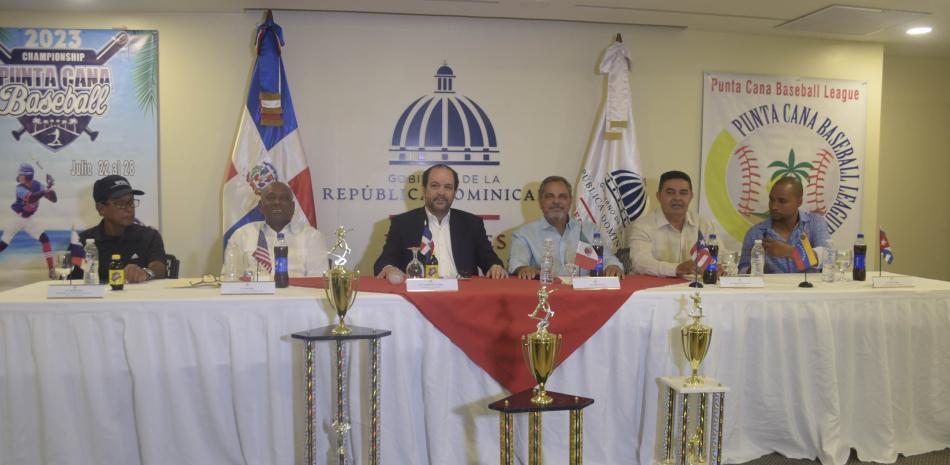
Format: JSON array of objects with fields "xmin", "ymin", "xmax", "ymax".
[
  {"xmin": 699, "ymin": 71, "xmax": 867, "ymax": 252},
  {"xmin": 0, "ymin": 27, "xmax": 159, "ymax": 288}
]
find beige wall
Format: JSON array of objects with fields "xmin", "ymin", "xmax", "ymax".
[
  {"xmin": 1, "ymin": 11, "xmax": 886, "ymax": 278},
  {"xmin": 879, "ymin": 55, "xmax": 950, "ymax": 281}
]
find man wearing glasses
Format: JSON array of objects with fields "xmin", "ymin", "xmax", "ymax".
[{"xmin": 76, "ymin": 175, "xmax": 167, "ymax": 283}]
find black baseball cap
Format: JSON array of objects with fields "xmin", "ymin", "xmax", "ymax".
[{"xmin": 93, "ymin": 175, "xmax": 145, "ymax": 203}]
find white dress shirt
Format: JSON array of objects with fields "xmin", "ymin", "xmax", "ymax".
[
  {"xmin": 625, "ymin": 208, "xmax": 720, "ymax": 277},
  {"xmin": 223, "ymin": 221, "xmax": 329, "ymax": 279},
  {"xmin": 426, "ymin": 208, "xmax": 458, "ymax": 278}
]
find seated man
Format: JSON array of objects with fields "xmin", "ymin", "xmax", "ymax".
[
  {"xmin": 509, "ymin": 176, "xmax": 622, "ymax": 278},
  {"xmin": 375, "ymin": 164, "xmax": 506, "ymax": 280},
  {"xmin": 626, "ymin": 170, "xmax": 720, "ymax": 278},
  {"xmin": 739, "ymin": 177, "xmax": 830, "ymax": 273},
  {"xmin": 77, "ymin": 175, "xmax": 166, "ymax": 283},
  {"xmin": 223, "ymin": 181, "xmax": 328, "ymax": 278}
]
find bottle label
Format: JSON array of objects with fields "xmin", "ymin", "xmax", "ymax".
[
  {"xmin": 424, "ymin": 264, "xmax": 439, "ymax": 278},
  {"xmin": 854, "ymin": 255, "xmax": 865, "ymax": 269},
  {"xmin": 109, "ymin": 269, "xmax": 125, "ymax": 285},
  {"xmin": 275, "ymin": 257, "xmax": 288, "ymax": 273}
]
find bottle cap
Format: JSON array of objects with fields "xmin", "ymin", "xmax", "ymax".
[
  {"xmin": 85, "ymin": 238, "xmax": 94, "ymax": 244},
  {"xmin": 857, "ymin": 233, "xmax": 864, "ymax": 238},
  {"xmin": 111, "ymin": 254, "xmax": 121, "ymax": 259},
  {"xmin": 709, "ymin": 234, "xmax": 717, "ymax": 239},
  {"xmin": 277, "ymin": 233, "xmax": 285, "ymax": 239},
  {"xmin": 754, "ymin": 239, "xmax": 762, "ymax": 244},
  {"xmin": 593, "ymin": 232, "xmax": 601, "ymax": 238}
]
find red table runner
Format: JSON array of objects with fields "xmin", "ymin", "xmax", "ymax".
[{"xmin": 291, "ymin": 275, "xmax": 681, "ymax": 393}]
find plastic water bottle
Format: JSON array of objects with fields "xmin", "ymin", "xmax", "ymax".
[
  {"xmin": 853, "ymin": 233, "xmax": 867, "ymax": 281},
  {"xmin": 750, "ymin": 239, "xmax": 765, "ymax": 277},
  {"xmin": 274, "ymin": 233, "xmax": 289, "ymax": 288},
  {"xmin": 539, "ymin": 237, "xmax": 555, "ymax": 286},
  {"xmin": 83, "ymin": 238, "xmax": 100, "ymax": 285},
  {"xmin": 592, "ymin": 232, "xmax": 605, "ymax": 277},
  {"xmin": 224, "ymin": 241, "xmax": 241, "ymax": 282},
  {"xmin": 821, "ymin": 239, "xmax": 836, "ymax": 283}
]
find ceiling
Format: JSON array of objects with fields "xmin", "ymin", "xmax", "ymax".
[{"xmin": 2, "ymin": 0, "xmax": 949, "ymax": 57}]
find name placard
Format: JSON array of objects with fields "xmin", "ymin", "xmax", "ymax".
[
  {"xmin": 718, "ymin": 277, "xmax": 765, "ymax": 288},
  {"xmin": 221, "ymin": 281, "xmax": 276, "ymax": 295},
  {"xmin": 47, "ymin": 284, "xmax": 106, "ymax": 299},
  {"xmin": 872, "ymin": 276, "xmax": 914, "ymax": 288},
  {"xmin": 572, "ymin": 276, "xmax": 621, "ymax": 290},
  {"xmin": 406, "ymin": 278, "xmax": 459, "ymax": 292}
]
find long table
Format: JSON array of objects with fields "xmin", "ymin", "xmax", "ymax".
[{"xmin": 1, "ymin": 275, "xmax": 949, "ymax": 465}]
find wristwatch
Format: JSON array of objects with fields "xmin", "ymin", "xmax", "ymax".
[{"xmin": 144, "ymin": 267, "xmax": 156, "ymax": 280}]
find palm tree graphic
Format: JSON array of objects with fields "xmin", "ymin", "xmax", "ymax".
[{"xmin": 768, "ymin": 149, "xmax": 813, "ymax": 185}]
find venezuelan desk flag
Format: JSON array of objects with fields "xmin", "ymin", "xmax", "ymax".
[
  {"xmin": 792, "ymin": 233, "xmax": 819, "ymax": 272},
  {"xmin": 880, "ymin": 229, "xmax": 894, "ymax": 264},
  {"xmin": 574, "ymin": 35, "xmax": 647, "ymax": 252},
  {"xmin": 222, "ymin": 12, "xmax": 317, "ymax": 250}
]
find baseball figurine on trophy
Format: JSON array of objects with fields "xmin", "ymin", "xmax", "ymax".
[
  {"xmin": 292, "ymin": 226, "xmax": 392, "ymax": 465},
  {"xmin": 488, "ymin": 285, "xmax": 594, "ymax": 465},
  {"xmin": 655, "ymin": 292, "xmax": 730, "ymax": 465}
]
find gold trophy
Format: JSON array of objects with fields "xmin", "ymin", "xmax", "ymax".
[
  {"xmin": 324, "ymin": 226, "xmax": 359, "ymax": 335},
  {"xmin": 521, "ymin": 286, "xmax": 563, "ymax": 405},
  {"xmin": 681, "ymin": 292, "xmax": 712, "ymax": 386}
]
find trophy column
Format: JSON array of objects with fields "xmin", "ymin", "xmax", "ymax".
[
  {"xmin": 488, "ymin": 390, "xmax": 594, "ymax": 465},
  {"xmin": 655, "ymin": 376, "xmax": 729, "ymax": 465},
  {"xmin": 292, "ymin": 326, "xmax": 392, "ymax": 465}
]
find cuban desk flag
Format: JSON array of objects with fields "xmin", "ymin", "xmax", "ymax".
[
  {"xmin": 574, "ymin": 35, "xmax": 648, "ymax": 252},
  {"xmin": 68, "ymin": 226, "xmax": 84, "ymax": 266},
  {"xmin": 222, "ymin": 11, "xmax": 317, "ymax": 250},
  {"xmin": 690, "ymin": 230, "xmax": 712, "ymax": 269},
  {"xmin": 880, "ymin": 229, "xmax": 894, "ymax": 264},
  {"xmin": 792, "ymin": 233, "xmax": 819, "ymax": 272},
  {"xmin": 419, "ymin": 220, "xmax": 434, "ymax": 260}
]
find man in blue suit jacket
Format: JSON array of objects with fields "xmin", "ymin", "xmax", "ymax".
[{"xmin": 374, "ymin": 164, "xmax": 506, "ymax": 280}]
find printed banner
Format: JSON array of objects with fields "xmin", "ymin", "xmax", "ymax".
[
  {"xmin": 699, "ymin": 72, "xmax": 867, "ymax": 252},
  {"xmin": 0, "ymin": 27, "xmax": 159, "ymax": 288}
]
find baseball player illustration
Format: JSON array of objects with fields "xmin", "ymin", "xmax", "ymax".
[{"xmin": 0, "ymin": 163, "xmax": 58, "ymax": 278}]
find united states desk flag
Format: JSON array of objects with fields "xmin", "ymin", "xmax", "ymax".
[
  {"xmin": 880, "ymin": 229, "xmax": 894, "ymax": 264},
  {"xmin": 574, "ymin": 34, "xmax": 647, "ymax": 252},
  {"xmin": 222, "ymin": 12, "xmax": 317, "ymax": 252},
  {"xmin": 792, "ymin": 232, "xmax": 819, "ymax": 272}
]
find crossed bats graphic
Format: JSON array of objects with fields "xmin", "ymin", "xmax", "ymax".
[{"xmin": 2, "ymin": 32, "xmax": 129, "ymax": 143}]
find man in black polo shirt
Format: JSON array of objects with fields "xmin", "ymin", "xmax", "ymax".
[{"xmin": 77, "ymin": 175, "xmax": 166, "ymax": 283}]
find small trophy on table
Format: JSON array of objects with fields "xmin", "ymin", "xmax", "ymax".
[{"xmin": 655, "ymin": 291, "xmax": 729, "ymax": 465}]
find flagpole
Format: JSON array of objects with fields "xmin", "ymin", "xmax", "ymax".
[{"xmin": 689, "ymin": 269, "xmax": 703, "ymax": 288}]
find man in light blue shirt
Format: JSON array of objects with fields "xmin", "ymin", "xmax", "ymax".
[
  {"xmin": 509, "ymin": 176, "xmax": 623, "ymax": 278},
  {"xmin": 738, "ymin": 177, "xmax": 830, "ymax": 273}
]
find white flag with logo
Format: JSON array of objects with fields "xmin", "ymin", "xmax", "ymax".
[{"xmin": 574, "ymin": 38, "xmax": 647, "ymax": 251}]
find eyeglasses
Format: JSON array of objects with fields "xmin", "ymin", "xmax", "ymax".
[{"xmin": 109, "ymin": 198, "xmax": 140, "ymax": 210}]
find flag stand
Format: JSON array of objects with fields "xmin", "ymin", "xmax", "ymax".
[
  {"xmin": 798, "ymin": 270, "xmax": 813, "ymax": 288},
  {"xmin": 689, "ymin": 270, "xmax": 703, "ymax": 288}
]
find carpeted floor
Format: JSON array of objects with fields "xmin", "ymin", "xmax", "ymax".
[{"xmin": 737, "ymin": 449, "xmax": 950, "ymax": 465}]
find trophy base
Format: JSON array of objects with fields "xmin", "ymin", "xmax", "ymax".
[
  {"xmin": 530, "ymin": 390, "xmax": 554, "ymax": 406},
  {"xmin": 331, "ymin": 323, "xmax": 352, "ymax": 336}
]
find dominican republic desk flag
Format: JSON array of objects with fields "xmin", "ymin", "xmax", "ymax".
[
  {"xmin": 222, "ymin": 12, "xmax": 317, "ymax": 251},
  {"xmin": 880, "ymin": 229, "xmax": 894, "ymax": 264},
  {"xmin": 574, "ymin": 35, "xmax": 648, "ymax": 252},
  {"xmin": 419, "ymin": 220, "xmax": 434, "ymax": 260},
  {"xmin": 792, "ymin": 233, "xmax": 819, "ymax": 272},
  {"xmin": 690, "ymin": 231, "xmax": 712, "ymax": 269},
  {"xmin": 68, "ymin": 226, "xmax": 84, "ymax": 266}
]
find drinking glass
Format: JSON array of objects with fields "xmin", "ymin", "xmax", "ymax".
[
  {"xmin": 835, "ymin": 248, "xmax": 852, "ymax": 281},
  {"xmin": 719, "ymin": 252, "xmax": 738, "ymax": 276},
  {"xmin": 54, "ymin": 251, "xmax": 73, "ymax": 282},
  {"xmin": 406, "ymin": 247, "xmax": 424, "ymax": 279}
]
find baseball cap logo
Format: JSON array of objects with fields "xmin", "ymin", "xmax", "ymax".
[{"xmin": 113, "ymin": 180, "xmax": 130, "ymax": 187}]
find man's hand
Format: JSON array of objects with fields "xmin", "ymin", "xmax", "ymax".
[
  {"xmin": 675, "ymin": 260, "xmax": 696, "ymax": 279},
  {"xmin": 604, "ymin": 265, "xmax": 623, "ymax": 278},
  {"xmin": 763, "ymin": 238, "xmax": 794, "ymax": 258},
  {"xmin": 515, "ymin": 266, "xmax": 539, "ymax": 280},
  {"xmin": 124, "ymin": 264, "xmax": 149, "ymax": 283},
  {"xmin": 376, "ymin": 265, "xmax": 405, "ymax": 283},
  {"xmin": 486, "ymin": 264, "xmax": 508, "ymax": 279}
]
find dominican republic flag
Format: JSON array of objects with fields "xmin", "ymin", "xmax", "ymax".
[
  {"xmin": 575, "ymin": 230, "xmax": 598, "ymax": 270},
  {"xmin": 68, "ymin": 226, "xmax": 84, "ymax": 266},
  {"xmin": 690, "ymin": 230, "xmax": 712, "ymax": 269},
  {"xmin": 574, "ymin": 36, "xmax": 648, "ymax": 252},
  {"xmin": 792, "ymin": 233, "xmax": 819, "ymax": 272},
  {"xmin": 222, "ymin": 12, "xmax": 317, "ymax": 252},
  {"xmin": 419, "ymin": 220, "xmax": 434, "ymax": 260},
  {"xmin": 880, "ymin": 229, "xmax": 894, "ymax": 264}
]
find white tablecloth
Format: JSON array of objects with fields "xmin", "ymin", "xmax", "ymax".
[{"xmin": 2, "ymin": 275, "xmax": 949, "ymax": 465}]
